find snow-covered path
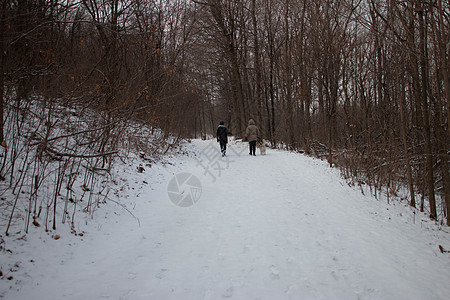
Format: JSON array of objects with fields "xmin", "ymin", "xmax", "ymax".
[{"xmin": 2, "ymin": 139, "xmax": 450, "ymax": 299}]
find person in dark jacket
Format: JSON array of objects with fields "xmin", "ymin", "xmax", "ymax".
[
  {"xmin": 245, "ymin": 119, "xmax": 260, "ymax": 156},
  {"xmin": 216, "ymin": 121, "xmax": 228, "ymax": 157}
]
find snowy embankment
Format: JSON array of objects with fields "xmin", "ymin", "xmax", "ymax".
[{"xmin": 1, "ymin": 138, "xmax": 450, "ymax": 300}]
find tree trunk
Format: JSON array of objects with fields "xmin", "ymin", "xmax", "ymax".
[
  {"xmin": 435, "ymin": 0, "xmax": 450, "ymax": 225},
  {"xmin": 251, "ymin": 0, "xmax": 263, "ymax": 131},
  {"xmin": 209, "ymin": 1, "xmax": 246, "ymax": 136},
  {"xmin": 398, "ymin": 66, "xmax": 416, "ymax": 208},
  {"xmin": 284, "ymin": 0, "xmax": 295, "ymax": 150},
  {"xmin": 418, "ymin": 4, "xmax": 437, "ymax": 219},
  {"xmin": 0, "ymin": 0, "xmax": 4, "ymax": 147}
]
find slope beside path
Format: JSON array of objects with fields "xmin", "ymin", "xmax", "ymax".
[{"xmin": 2, "ymin": 139, "xmax": 450, "ymax": 300}]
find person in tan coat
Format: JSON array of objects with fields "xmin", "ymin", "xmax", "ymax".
[{"xmin": 245, "ymin": 119, "xmax": 260, "ymax": 156}]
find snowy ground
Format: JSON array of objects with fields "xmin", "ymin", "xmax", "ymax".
[{"xmin": 1, "ymin": 138, "xmax": 450, "ymax": 300}]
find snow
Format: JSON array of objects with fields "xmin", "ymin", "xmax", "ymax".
[{"xmin": 1, "ymin": 138, "xmax": 450, "ymax": 300}]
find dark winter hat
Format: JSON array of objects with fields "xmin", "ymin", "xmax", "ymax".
[{"xmin": 219, "ymin": 121, "xmax": 224, "ymax": 125}]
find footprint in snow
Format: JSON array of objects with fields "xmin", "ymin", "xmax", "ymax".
[
  {"xmin": 331, "ymin": 270, "xmax": 339, "ymax": 281},
  {"xmin": 286, "ymin": 256, "xmax": 296, "ymax": 264},
  {"xmin": 120, "ymin": 289, "xmax": 135, "ymax": 300},
  {"xmin": 155, "ymin": 269, "xmax": 167, "ymax": 279},
  {"xmin": 222, "ymin": 286, "xmax": 234, "ymax": 298},
  {"xmin": 242, "ymin": 245, "xmax": 253, "ymax": 253},
  {"xmin": 270, "ymin": 265, "xmax": 280, "ymax": 280}
]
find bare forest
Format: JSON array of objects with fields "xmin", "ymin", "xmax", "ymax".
[{"xmin": 0, "ymin": 0, "xmax": 449, "ymax": 231}]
